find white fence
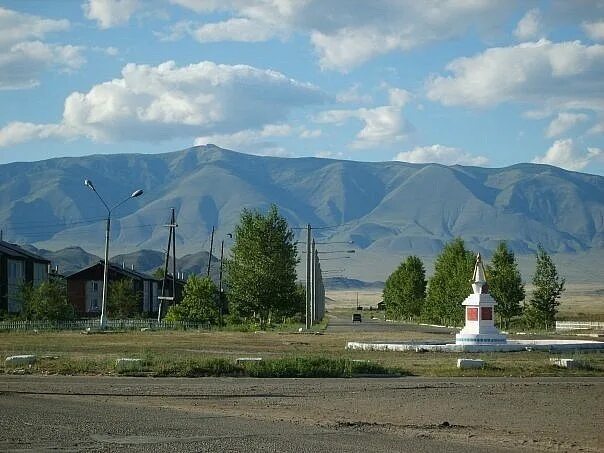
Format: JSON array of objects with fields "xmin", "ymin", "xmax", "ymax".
[
  {"xmin": 555, "ymin": 321, "xmax": 604, "ymax": 331},
  {"xmin": 0, "ymin": 319, "xmax": 211, "ymax": 331}
]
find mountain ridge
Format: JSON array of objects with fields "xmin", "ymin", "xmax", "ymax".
[{"xmin": 2, "ymin": 145, "xmax": 603, "ymax": 281}]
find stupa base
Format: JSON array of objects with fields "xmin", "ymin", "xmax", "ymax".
[{"xmin": 455, "ymin": 332, "xmax": 507, "ymax": 345}]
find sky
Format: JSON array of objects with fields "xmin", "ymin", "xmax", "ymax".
[{"xmin": 0, "ymin": 0, "xmax": 603, "ymax": 175}]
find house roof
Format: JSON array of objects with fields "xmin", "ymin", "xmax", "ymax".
[
  {"xmin": 66, "ymin": 260, "xmax": 156, "ymax": 280},
  {"xmin": 0, "ymin": 240, "xmax": 50, "ymax": 263}
]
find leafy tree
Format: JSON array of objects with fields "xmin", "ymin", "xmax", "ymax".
[
  {"xmin": 20, "ymin": 279, "xmax": 75, "ymax": 321},
  {"xmin": 107, "ymin": 279, "xmax": 140, "ymax": 318},
  {"xmin": 165, "ymin": 275, "xmax": 220, "ymax": 324},
  {"xmin": 423, "ymin": 238, "xmax": 475, "ymax": 326},
  {"xmin": 225, "ymin": 205, "xmax": 299, "ymax": 326},
  {"xmin": 526, "ymin": 245, "xmax": 565, "ymax": 329},
  {"xmin": 152, "ymin": 267, "xmax": 166, "ymax": 279},
  {"xmin": 486, "ymin": 242, "xmax": 525, "ymax": 329},
  {"xmin": 383, "ymin": 255, "xmax": 426, "ymax": 320}
]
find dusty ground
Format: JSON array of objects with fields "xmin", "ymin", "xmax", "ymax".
[{"xmin": 1, "ymin": 375, "xmax": 602, "ymax": 452}]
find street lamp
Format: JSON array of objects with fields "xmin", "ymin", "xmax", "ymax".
[{"xmin": 84, "ymin": 179, "xmax": 143, "ymax": 328}]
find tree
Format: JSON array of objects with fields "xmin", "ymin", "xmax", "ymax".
[
  {"xmin": 383, "ymin": 255, "xmax": 426, "ymax": 320},
  {"xmin": 165, "ymin": 275, "xmax": 220, "ymax": 324},
  {"xmin": 526, "ymin": 245, "xmax": 565, "ymax": 329},
  {"xmin": 423, "ymin": 238, "xmax": 475, "ymax": 326},
  {"xmin": 20, "ymin": 279, "xmax": 75, "ymax": 321},
  {"xmin": 225, "ymin": 205, "xmax": 299, "ymax": 326},
  {"xmin": 107, "ymin": 279, "xmax": 140, "ymax": 318},
  {"xmin": 486, "ymin": 242, "xmax": 525, "ymax": 329}
]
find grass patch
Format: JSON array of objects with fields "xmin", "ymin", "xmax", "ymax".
[{"xmin": 242, "ymin": 357, "xmax": 397, "ymax": 378}]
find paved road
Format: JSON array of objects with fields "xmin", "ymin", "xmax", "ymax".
[
  {"xmin": 2, "ymin": 375, "xmax": 602, "ymax": 452},
  {"xmin": 326, "ymin": 312, "xmax": 455, "ymax": 334}
]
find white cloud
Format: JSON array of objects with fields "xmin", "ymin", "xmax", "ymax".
[
  {"xmin": 195, "ymin": 124, "xmax": 292, "ymax": 156},
  {"xmin": 394, "ymin": 144, "xmax": 489, "ymax": 166},
  {"xmin": 0, "ymin": 60, "xmax": 325, "ymax": 146},
  {"xmin": 533, "ymin": 138, "xmax": 603, "ymax": 171},
  {"xmin": 546, "ymin": 112, "xmax": 589, "ymax": 137},
  {"xmin": 583, "ymin": 20, "xmax": 604, "ymax": 41},
  {"xmin": 0, "ymin": 8, "xmax": 84, "ymax": 90},
  {"xmin": 316, "ymin": 88, "xmax": 411, "ymax": 149},
  {"xmin": 587, "ymin": 120, "xmax": 604, "ymax": 135},
  {"xmin": 83, "ymin": 0, "xmax": 141, "ymax": 29},
  {"xmin": 336, "ymin": 84, "xmax": 372, "ymax": 104},
  {"xmin": 0, "ymin": 122, "xmax": 72, "ymax": 147},
  {"xmin": 193, "ymin": 18, "xmax": 280, "ymax": 42},
  {"xmin": 164, "ymin": 0, "xmax": 519, "ymax": 71},
  {"xmin": 0, "ymin": 6, "xmax": 69, "ymax": 47},
  {"xmin": 514, "ymin": 8, "xmax": 543, "ymax": 40},
  {"xmin": 426, "ymin": 40, "xmax": 604, "ymax": 113},
  {"xmin": 300, "ymin": 128, "xmax": 322, "ymax": 139}
]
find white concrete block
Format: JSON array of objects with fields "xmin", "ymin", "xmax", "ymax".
[
  {"xmin": 549, "ymin": 358, "xmax": 578, "ymax": 369},
  {"xmin": 116, "ymin": 358, "xmax": 143, "ymax": 371},
  {"xmin": 236, "ymin": 357, "xmax": 263, "ymax": 364},
  {"xmin": 5, "ymin": 355, "xmax": 36, "ymax": 366},
  {"xmin": 457, "ymin": 358, "xmax": 485, "ymax": 369}
]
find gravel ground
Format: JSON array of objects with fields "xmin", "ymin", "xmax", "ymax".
[{"xmin": 1, "ymin": 375, "xmax": 603, "ymax": 452}]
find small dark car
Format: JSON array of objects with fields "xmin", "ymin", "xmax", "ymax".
[{"xmin": 352, "ymin": 313, "xmax": 362, "ymax": 323}]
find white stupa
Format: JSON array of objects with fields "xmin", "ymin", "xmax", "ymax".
[{"xmin": 455, "ymin": 253, "xmax": 507, "ymax": 345}]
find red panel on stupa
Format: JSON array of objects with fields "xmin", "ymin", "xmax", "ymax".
[
  {"xmin": 481, "ymin": 307, "xmax": 493, "ymax": 320},
  {"xmin": 467, "ymin": 307, "xmax": 478, "ymax": 321}
]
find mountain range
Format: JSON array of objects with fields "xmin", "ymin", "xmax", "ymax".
[{"xmin": 2, "ymin": 145, "xmax": 603, "ymax": 281}]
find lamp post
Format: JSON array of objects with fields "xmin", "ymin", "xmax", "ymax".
[{"xmin": 84, "ymin": 179, "xmax": 143, "ymax": 328}]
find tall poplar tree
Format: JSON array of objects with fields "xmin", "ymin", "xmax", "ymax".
[
  {"xmin": 526, "ymin": 245, "xmax": 565, "ymax": 329},
  {"xmin": 383, "ymin": 255, "xmax": 426, "ymax": 320},
  {"xmin": 225, "ymin": 205, "xmax": 299, "ymax": 326},
  {"xmin": 486, "ymin": 242, "xmax": 525, "ymax": 329},
  {"xmin": 423, "ymin": 238, "xmax": 474, "ymax": 326}
]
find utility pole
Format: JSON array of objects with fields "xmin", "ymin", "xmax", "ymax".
[
  {"xmin": 305, "ymin": 224, "xmax": 311, "ymax": 330},
  {"xmin": 311, "ymin": 238, "xmax": 316, "ymax": 325},
  {"xmin": 218, "ymin": 238, "xmax": 225, "ymax": 322},
  {"xmin": 158, "ymin": 208, "xmax": 177, "ymax": 321},
  {"xmin": 206, "ymin": 225, "xmax": 215, "ymax": 277}
]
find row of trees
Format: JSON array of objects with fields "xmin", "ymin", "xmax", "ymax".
[
  {"xmin": 16, "ymin": 277, "xmax": 141, "ymax": 321},
  {"xmin": 383, "ymin": 239, "xmax": 565, "ymax": 329},
  {"xmin": 165, "ymin": 205, "xmax": 304, "ymax": 327}
]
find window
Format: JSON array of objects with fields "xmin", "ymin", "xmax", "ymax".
[{"xmin": 33, "ymin": 262, "xmax": 48, "ymax": 285}]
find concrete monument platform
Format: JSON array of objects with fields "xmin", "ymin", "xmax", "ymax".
[{"xmin": 347, "ymin": 253, "xmax": 604, "ymax": 353}]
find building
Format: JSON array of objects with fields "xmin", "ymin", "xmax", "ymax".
[
  {"xmin": 66, "ymin": 262, "xmax": 186, "ymax": 317},
  {"xmin": 0, "ymin": 240, "xmax": 50, "ymax": 314},
  {"xmin": 67, "ymin": 262, "xmax": 161, "ymax": 317}
]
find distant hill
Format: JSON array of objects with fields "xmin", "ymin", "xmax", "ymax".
[
  {"xmin": 2, "ymin": 145, "xmax": 603, "ymax": 281},
  {"xmin": 324, "ymin": 277, "xmax": 384, "ymax": 290}
]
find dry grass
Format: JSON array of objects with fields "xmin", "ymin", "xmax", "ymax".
[{"xmin": 1, "ymin": 329, "xmax": 603, "ymax": 377}]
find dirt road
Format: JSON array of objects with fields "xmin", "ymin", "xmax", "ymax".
[{"xmin": 1, "ymin": 375, "xmax": 602, "ymax": 452}]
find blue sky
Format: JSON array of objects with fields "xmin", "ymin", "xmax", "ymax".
[{"xmin": 0, "ymin": 0, "xmax": 603, "ymax": 174}]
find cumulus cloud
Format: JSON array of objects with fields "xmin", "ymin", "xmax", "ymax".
[
  {"xmin": 394, "ymin": 144, "xmax": 489, "ymax": 166},
  {"xmin": 83, "ymin": 0, "xmax": 141, "ymax": 29},
  {"xmin": 336, "ymin": 84, "xmax": 372, "ymax": 104},
  {"xmin": 0, "ymin": 60, "xmax": 325, "ymax": 146},
  {"xmin": 316, "ymin": 88, "xmax": 411, "ymax": 148},
  {"xmin": 546, "ymin": 112, "xmax": 589, "ymax": 137},
  {"xmin": 583, "ymin": 20, "xmax": 604, "ymax": 41},
  {"xmin": 533, "ymin": 138, "xmax": 603, "ymax": 171},
  {"xmin": 426, "ymin": 40, "xmax": 604, "ymax": 113},
  {"xmin": 514, "ymin": 8, "xmax": 543, "ymax": 40},
  {"xmin": 194, "ymin": 123, "xmax": 294, "ymax": 156},
  {"xmin": 0, "ymin": 7, "xmax": 83, "ymax": 90},
  {"xmin": 165, "ymin": 0, "xmax": 519, "ymax": 71}
]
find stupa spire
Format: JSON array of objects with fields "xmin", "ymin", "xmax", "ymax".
[{"xmin": 471, "ymin": 253, "xmax": 487, "ymax": 294}]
